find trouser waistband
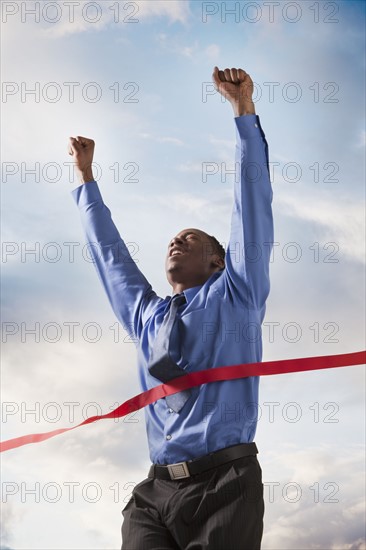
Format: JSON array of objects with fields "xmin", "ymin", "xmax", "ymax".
[{"xmin": 148, "ymin": 442, "xmax": 258, "ymax": 481}]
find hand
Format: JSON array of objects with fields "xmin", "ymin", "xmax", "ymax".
[
  {"xmin": 212, "ymin": 67, "xmax": 255, "ymax": 116},
  {"xmin": 68, "ymin": 135, "xmax": 95, "ymax": 184}
]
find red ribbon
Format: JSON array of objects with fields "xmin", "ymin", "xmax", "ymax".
[{"xmin": 1, "ymin": 350, "xmax": 365, "ymax": 453}]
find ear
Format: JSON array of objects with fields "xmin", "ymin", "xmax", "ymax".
[{"xmin": 211, "ymin": 256, "xmax": 225, "ymax": 270}]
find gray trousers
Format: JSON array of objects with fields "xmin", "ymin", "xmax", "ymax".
[{"xmin": 121, "ymin": 454, "xmax": 264, "ymax": 549}]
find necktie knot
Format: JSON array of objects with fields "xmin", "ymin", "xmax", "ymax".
[{"xmin": 171, "ymin": 293, "xmax": 186, "ymax": 308}]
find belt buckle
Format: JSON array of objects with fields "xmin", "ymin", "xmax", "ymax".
[{"xmin": 167, "ymin": 461, "xmax": 190, "ymax": 480}]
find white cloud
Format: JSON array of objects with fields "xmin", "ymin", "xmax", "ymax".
[
  {"xmin": 156, "ymin": 190, "xmax": 231, "ymax": 223},
  {"xmin": 179, "ymin": 41, "xmax": 199, "ymax": 58},
  {"xmin": 175, "ymin": 41, "xmax": 222, "ymax": 62},
  {"xmin": 1, "ymin": 0, "xmax": 191, "ymax": 41},
  {"xmin": 139, "ymin": 132, "xmax": 185, "ymax": 146},
  {"xmin": 39, "ymin": 0, "xmax": 191, "ymax": 38},
  {"xmin": 261, "ymin": 446, "xmax": 366, "ymax": 550},
  {"xmin": 337, "ymin": 541, "xmax": 366, "ymax": 550},
  {"xmin": 209, "ymin": 135, "xmax": 235, "ymax": 150},
  {"xmin": 135, "ymin": 0, "xmax": 191, "ymax": 24},
  {"xmin": 0, "ymin": 501, "xmax": 24, "ymax": 549},
  {"xmin": 204, "ymin": 43, "xmax": 221, "ymax": 59},
  {"xmin": 357, "ymin": 130, "xmax": 366, "ymax": 149},
  {"xmin": 276, "ymin": 192, "xmax": 365, "ymax": 263},
  {"xmin": 178, "ymin": 161, "xmax": 204, "ymax": 173},
  {"xmin": 154, "ymin": 34, "xmax": 220, "ymax": 62}
]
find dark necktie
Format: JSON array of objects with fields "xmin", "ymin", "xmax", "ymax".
[{"xmin": 148, "ymin": 294, "xmax": 191, "ymax": 413}]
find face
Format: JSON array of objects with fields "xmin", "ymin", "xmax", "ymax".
[{"xmin": 165, "ymin": 228, "xmax": 224, "ymax": 288}]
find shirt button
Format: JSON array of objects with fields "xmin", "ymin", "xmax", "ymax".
[
  {"xmin": 168, "ymin": 408, "xmax": 173, "ymax": 413},
  {"xmin": 166, "ymin": 434, "xmax": 172, "ymax": 440},
  {"xmin": 254, "ymin": 123, "xmax": 258, "ymax": 128}
]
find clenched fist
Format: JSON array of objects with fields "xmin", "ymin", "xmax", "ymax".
[
  {"xmin": 212, "ymin": 67, "xmax": 255, "ymax": 117},
  {"xmin": 68, "ymin": 135, "xmax": 95, "ymax": 184}
]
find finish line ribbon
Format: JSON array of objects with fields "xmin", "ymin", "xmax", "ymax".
[{"xmin": 1, "ymin": 350, "xmax": 365, "ymax": 453}]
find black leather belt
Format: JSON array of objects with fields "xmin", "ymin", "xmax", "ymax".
[{"xmin": 148, "ymin": 442, "xmax": 258, "ymax": 481}]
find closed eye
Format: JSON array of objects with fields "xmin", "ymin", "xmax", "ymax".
[{"xmin": 168, "ymin": 232, "xmax": 200, "ymax": 248}]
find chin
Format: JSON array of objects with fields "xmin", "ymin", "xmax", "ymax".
[{"xmin": 166, "ymin": 264, "xmax": 180, "ymax": 274}]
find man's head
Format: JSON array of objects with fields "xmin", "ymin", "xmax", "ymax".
[{"xmin": 165, "ymin": 228, "xmax": 225, "ymax": 293}]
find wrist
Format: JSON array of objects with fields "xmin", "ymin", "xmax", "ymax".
[
  {"xmin": 77, "ymin": 168, "xmax": 94, "ymax": 184},
  {"xmin": 233, "ymin": 101, "xmax": 256, "ymax": 116}
]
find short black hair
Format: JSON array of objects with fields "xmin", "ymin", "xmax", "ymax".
[{"xmin": 208, "ymin": 235, "xmax": 226, "ymax": 262}]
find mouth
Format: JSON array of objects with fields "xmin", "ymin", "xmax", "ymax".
[{"xmin": 169, "ymin": 247, "xmax": 185, "ymax": 258}]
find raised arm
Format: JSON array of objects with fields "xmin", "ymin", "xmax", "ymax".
[
  {"xmin": 68, "ymin": 136, "xmax": 159, "ymax": 341},
  {"xmin": 212, "ymin": 67, "xmax": 273, "ymax": 309}
]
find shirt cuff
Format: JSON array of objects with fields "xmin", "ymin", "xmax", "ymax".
[
  {"xmin": 71, "ymin": 180, "xmax": 103, "ymax": 208},
  {"xmin": 234, "ymin": 114, "xmax": 265, "ymax": 140}
]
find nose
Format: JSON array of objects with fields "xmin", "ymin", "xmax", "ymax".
[{"xmin": 170, "ymin": 236, "xmax": 183, "ymax": 248}]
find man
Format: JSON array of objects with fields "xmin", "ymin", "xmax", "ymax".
[{"xmin": 68, "ymin": 66, "xmax": 273, "ymax": 550}]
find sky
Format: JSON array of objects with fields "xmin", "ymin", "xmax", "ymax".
[{"xmin": 1, "ymin": 0, "xmax": 365, "ymax": 549}]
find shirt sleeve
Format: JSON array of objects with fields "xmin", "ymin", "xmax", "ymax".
[
  {"xmin": 222, "ymin": 114, "xmax": 274, "ymax": 310},
  {"xmin": 71, "ymin": 181, "xmax": 159, "ymax": 341}
]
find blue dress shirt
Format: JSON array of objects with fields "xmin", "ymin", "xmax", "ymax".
[{"xmin": 71, "ymin": 114, "xmax": 273, "ymax": 465}]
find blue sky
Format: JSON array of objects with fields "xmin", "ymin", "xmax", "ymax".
[{"xmin": 1, "ymin": 1, "xmax": 365, "ymax": 549}]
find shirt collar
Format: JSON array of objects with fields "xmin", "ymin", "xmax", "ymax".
[{"xmin": 182, "ymin": 285, "xmax": 201, "ymax": 304}]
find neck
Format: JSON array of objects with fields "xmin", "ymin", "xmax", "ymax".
[{"xmin": 170, "ymin": 273, "xmax": 217, "ymax": 295}]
